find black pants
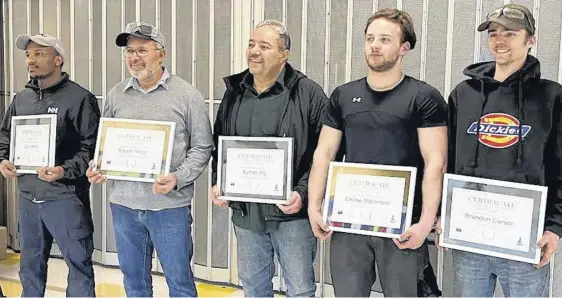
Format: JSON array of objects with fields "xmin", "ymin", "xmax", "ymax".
[
  {"xmin": 18, "ymin": 194, "xmax": 95, "ymax": 297},
  {"xmin": 330, "ymin": 232, "xmax": 428, "ymax": 297}
]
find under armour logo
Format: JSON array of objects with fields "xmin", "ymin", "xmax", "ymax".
[
  {"xmin": 47, "ymin": 107, "xmax": 58, "ymax": 114},
  {"xmin": 352, "ymin": 97, "xmax": 361, "ymax": 103}
]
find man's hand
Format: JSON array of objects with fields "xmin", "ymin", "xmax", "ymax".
[
  {"xmin": 536, "ymin": 230, "xmax": 560, "ymax": 268},
  {"xmin": 394, "ymin": 222, "xmax": 432, "ymax": 250},
  {"xmin": 0, "ymin": 160, "xmax": 18, "ymax": 178},
  {"xmin": 153, "ymin": 173, "xmax": 177, "ymax": 194},
  {"xmin": 210, "ymin": 185, "xmax": 228, "ymax": 207},
  {"xmin": 308, "ymin": 208, "xmax": 333, "ymax": 240},
  {"xmin": 37, "ymin": 166, "xmax": 64, "ymax": 182},
  {"xmin": 277, "ymin": 191, "xmax": 303, "ymax": 214},
  {"xmin": 86, "ymin": 160, "xmax": 107, "ymax": 184}
]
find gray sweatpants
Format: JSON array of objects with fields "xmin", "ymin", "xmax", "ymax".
[{"xmin": 330, "ymin": 232, "xmax": 428, "ymax": 297}]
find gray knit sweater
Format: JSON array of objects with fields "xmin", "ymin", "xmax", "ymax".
[{"xmin": 103, "ymin": 69, "xmax": 213, "ymax": 210}]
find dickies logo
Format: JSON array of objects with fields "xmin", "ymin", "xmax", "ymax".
[{"xmin": 466, "ymin": 113, "xmax": 531, "ymax": 149}]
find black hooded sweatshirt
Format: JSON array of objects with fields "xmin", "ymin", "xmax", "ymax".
[{"xmin": 448, "ymin": 55, "xmax": 562, "ymax": 236}]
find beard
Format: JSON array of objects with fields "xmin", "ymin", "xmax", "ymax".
[
  {"xmin": 30, "ymin": 74, "xmax": 47, "ymax": 80},
  {"xmin": 365, "ymin": 52, "xmax": 400, "ymax": 72},
  {"xmin": 129, "ymin": 63, "xmax": 160, "ymax": 81}
]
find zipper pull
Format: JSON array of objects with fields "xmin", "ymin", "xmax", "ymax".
[{"xmin": 39, "ymin": 90, "xmax": 43, "ymax": 100}]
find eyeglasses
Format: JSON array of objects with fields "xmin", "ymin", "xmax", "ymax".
[
  {"xmin": 488, "ymin": 7, "xmax": 527, "ymax": 20},
  {"xmin": 123, "ymin": 48, "xmax": 160, "ymax": 57},
  {"xmin": 125, "ymin": 23, "xmax": 156, "ymax": 37}
]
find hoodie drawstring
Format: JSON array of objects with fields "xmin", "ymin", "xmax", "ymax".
[
  {"xmin": 471, "ymin": 80, "xmax": 488, "ymax": 169},
  {"xmin": 516, "ymin": 75, "xmax": 524, "ymax": 167}
]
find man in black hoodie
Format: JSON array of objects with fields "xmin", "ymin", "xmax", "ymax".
[
  {"xmin": 440, "ymin": 4, "xmax": 562, "ymax": 297},
  {"xmin": 0, "ymin": 34, "xmax": 100, "ymax": 296}
]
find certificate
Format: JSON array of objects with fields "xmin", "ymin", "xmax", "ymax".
[
  {"xmin": 93, "ymin": 117, "xmax": 175, "ymax": 182},
  {"xmin": 10, "ymin": 114, "xmax": 57, "ymax": 174},
  {"xmin": 323, "ymin": 162, "xmax": 417, "ymax": 239},
  {"xmin": 217, "ymin": 136, "xmax": 293, "ymax": 204},
  {"xmin": 439, "ymin": 174, "xmax": 547, "ymax": 264}
]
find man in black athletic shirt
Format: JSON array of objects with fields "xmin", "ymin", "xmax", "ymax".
[{"xmin": 307, "ymin": 8, "xmax": 447, "ymax": 297}]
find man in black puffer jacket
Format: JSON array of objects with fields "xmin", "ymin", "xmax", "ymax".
[{"xmin": 0, "ymin": 33, "xmax": 100, "ymax": 297}]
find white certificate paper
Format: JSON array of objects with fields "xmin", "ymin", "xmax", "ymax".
[
  {"xmin": 101, "ymin": 127, "xmax": 166, "ymax": 174},
  {"xmin": 449, "ymin": 188, "xmax": 534, "ymax": 252},
  {"xmin": 330, "ymin": 174, "xmax": 405, "ymax": 228},
  {"xmin": 225, "ymin": 148, "xmax": 285, "ymax": 196},
  {"xmin": 13, "ymin": 124, "xmax": 50, "ymax": 166}
]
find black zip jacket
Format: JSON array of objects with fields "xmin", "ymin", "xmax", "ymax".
[
  {"xmin": 211, "ymin": 63, "xmax": 327, "ymax": 221},
  {"xmin": 0, "ymin": 73, "xmax": 101, "ymax": 201},
  {"xmin": 448, "ymin": 55, "xmax": 562, "ymax": 236}
]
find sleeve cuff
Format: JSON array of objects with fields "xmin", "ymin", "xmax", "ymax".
[
  {"xmin": 545, "ymin": 223, "xmax": 562, "ymax": 238},
  {"xmin": 173, "ymin": 170, "xmax": 190, "ymax": 190}
]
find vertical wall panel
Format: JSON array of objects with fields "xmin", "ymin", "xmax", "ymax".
[
  {"xmin": 264, "ymin": 0, "xmax": 282, "ymax": 21},
  {"xmin": 92, "ymin": 184, "xmax": 103, "ymax": 251},
  {"xmin": 424, "ymin": 0, "xmax": 448, "ymax": 95},
  {"xmin": 378, "ymin": 0, "xmax": 395, "ymax": 10},
  {"xmin": 124, "ymin": 0, "xmax": 136, "ymax": 32},
  {"xmin": 139, "ymin": 0, "xmax": 156, "ymax": 24},
  {"xmin": 286, "ymin": 0, "xmax": 302, "ymax": 70},
  {"xmin": 350, "ymin": 0, "xmax": 372, "ymax": 82},
  {"xmin": 92, "ymin": 0, "xmax": 102, "ymax": 95},
  {"xmin": 305, "ymin": 0, "xmax": 325, "ymax": 86},
  {"xmin": 449, "ymin": 1, "xmax": 476, "ymax": 93},
  {"xmin": 105, "ymin": 0, "xmax": 122, "ymax": 91},
  {"xmin": 159, "ymin": 0, "xmax": 173, "ymax": 71},
  {"xmin": 192, "ymin": 0, "xmax": 211, "ymax": 269},
  {"xmin": 212, "ymin": 0, "xmax": 231, "ymax": 98},
  {"xmin": 196, "ymin": 0, "xmax": 210, "ymax": 98},
  {"xmin": 43, "ymin": 0, "xmax": 57, "ymax": 36},
  {"xmin": 328, "ymin": 0, "xmax": 347, "ymax": 94},
  {"xmin": 74, "ymin": 0, "xmax": 90, "ymax": 88},
  {"xmin": 30, "ymin": 1, "xmax": 39, "ymax": 34},
  {"xmin": 60, "ymin": 0, "xmax": 71, "ymax": 75},
  {"xmin": 175, "ymin": 0, "xmax": 192, "ymax": 83},
  {"xmin": 536, "ymin": 0, "xmax": 562, "ymax": 81},
  {"xmin": 402, "ymin": 0, "xmax": 423, "ymax": 79},
  {"xmin": 210, "ymin": 0, "xmax": 231, "ymax": 270},
  {"xmin": 12, "ymin": 0, "xmax": 27, "ymax": 91}
]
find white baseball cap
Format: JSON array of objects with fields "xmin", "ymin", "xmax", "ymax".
[{"xmin": 16, "ymin": 33, "xmax": 66, "ymax": 62}]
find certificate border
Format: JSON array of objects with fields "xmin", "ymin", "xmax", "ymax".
[
  {"xmin": 93, "ymin": 117, "xmax": 176, "ymax": 182},
  {"xmin": 439, "ymin": 173, "xmax": 548, "ymax": 264},
  {"xmin": 9, "ymin": 114, "xmax": 57, "ymax": 174},
  {"xmin": 217, "ymin": 136, "xmax": 293, "ymax": 204},
  {"xmin": 322, "ymin": 162, "xmax": 417, "ymax": 239}
]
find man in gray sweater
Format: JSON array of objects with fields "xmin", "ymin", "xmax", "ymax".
[{"xmin": 86, "ymin": 22, "xmax": 212, "ymax": 297}]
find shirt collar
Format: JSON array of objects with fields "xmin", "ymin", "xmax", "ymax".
[
  {"xmin": 240, "ymin": 66, "xmax": 287, "ymax": 92},
  {"xmin": 124, "ymin": 67, "xmax": 170, "ymax": 93}
]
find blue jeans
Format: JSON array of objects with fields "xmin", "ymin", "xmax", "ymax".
[
  {"xmin": 234, "ymin": 219, "xmax": 317, "ymax": 297},
  {"xmin": 110, "ymin": 203, "xmax": 197, "ymax": 297},
  {"xmin": 453, "ymin": 250, "xmax": 549, "ymax": 297}
]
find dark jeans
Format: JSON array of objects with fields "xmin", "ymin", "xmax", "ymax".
[
  {"xmin": 18, "ymin": 195, "xmax": 95, "ymax": 297},
  {"xmin": 330, "ymin": 232, "xmax": 428, "ymax": 297}
]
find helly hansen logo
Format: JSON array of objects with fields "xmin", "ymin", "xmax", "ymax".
[
  {"xmin": 466, "ymin": 113, "xmax": 531, "ymax": 149},
  {"xmin": 352, "ymin": 97, "xmax": 361, "ymax": 103},
  {"xmin": 47, "ymin": 107, "xmax": 58, "ymax": 114}
]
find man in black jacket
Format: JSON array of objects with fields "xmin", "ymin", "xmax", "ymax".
[
  {"xmin": 0, "ymin": 33, "xmax": 100, "ymax": 297},
  {"xmin": 209, "ymin": 20, "xmax": 327, "ymax": 297},
  {"xmin": 439, "ymin": 4, "xmax": 562, "ymax": 297}
]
